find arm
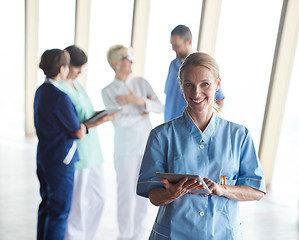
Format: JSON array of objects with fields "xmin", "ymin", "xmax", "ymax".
[
  {"xmin": 215, "ymin": 87, "xmax": 225, "ymax": 110},
  {"xmin": 216, "ymin": 98, "xmax": 224, "ymax": 110},
  {"xmin": 115, "ymin": 88, "xmax": 146, "ymax": 108},
  {"xmin": 143, "ymin": 80, "xmax": 164, "ymax": 113},
  {"xmin": 84, "ymin": 113, "xmax": 117, "ymax": 129},
  {"xmin": 205, "ymin": 128, "xmax": 265, "ymax": 201},
  {"xmin": 102, "ymin": 87, "xmax": 144, "ymax": 127},
  {"xmin": 115, "ymin": 79, "xmax": 164, "ymax": 114},
  {"xmin": 57, "ymin": 93, "xmax": 84, "ymax": 138},
  {"xmin": 204, "ymin": 178, "xmax": 264, "ymax": 201},
  {"xmin": 73, "ymin": 123, "xmax": 86, "ymax": 139},
  {"xmin": 149, "ymin": 178, "xmax": 205, "ymax": 206}
]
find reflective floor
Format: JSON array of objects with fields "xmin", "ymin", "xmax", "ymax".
[{"xmin": 0, "ymin": 135, "xmax": 298, "ymax": 240}]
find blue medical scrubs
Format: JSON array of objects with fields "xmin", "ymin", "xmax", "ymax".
[
  {"xmin": 164, "ymin": 58, "xmax": 225, "ymax": 122},
  {"xmin": 137, "ymin": 110, "xmax": 266, "ymax": 240},
  {"xmin": 34, "ymin": 79, "xmax": 81, "ymax": 240}
]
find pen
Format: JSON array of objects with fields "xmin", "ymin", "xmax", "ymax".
[{"xmin": 220, "ymin": 176, "xmax": 226, "ymax": 185}]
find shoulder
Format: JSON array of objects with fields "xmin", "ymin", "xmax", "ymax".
[
  {"xmin": 59, "ymin": 81, "xmax": 72, "ymax": 94},
  {"xmin": 169, "ymin": 58, "xmax": 181, "ymax": 69},
  {"xmin": 102, "ymin": 81, "xmax": 116, "ymax": 93},
  {"xmin": 216, "ymin": 116, "xmax": 249, "ymax": 137},
  {"xmin": 151, "ymin": 116, "xmax": 185, "ymax": 138},
  {"xmin": 39, "ymin": 83, "xmax": 64, "ymax": 96},
  {"xmin": 169, "ymin": 58, "xmax": 180, "ymax": 66}
]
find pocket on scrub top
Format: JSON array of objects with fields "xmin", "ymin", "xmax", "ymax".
[
  {"xmin": 232, "ymin": 223, "xmax": 243, "ymax": 240},
  {"xmin": 151, "ymin": 221, "xmax": 169, "ymax": 239},
  {"xmin": 225, "ymin": 179, "xmax": 237, "ymax": 186},
  {"xmin": 215, "ymin": 178, "xmax": 237, "ymax": 212}
]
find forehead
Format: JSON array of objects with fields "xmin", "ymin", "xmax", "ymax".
[{"xmin": 181, "ymin": 65, "xmax": 214, "ymax": 81}]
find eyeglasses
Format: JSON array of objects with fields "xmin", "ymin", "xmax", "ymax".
[{"xmin": 121, "ymin": 56, "xmax": 134, "ymax": 63}]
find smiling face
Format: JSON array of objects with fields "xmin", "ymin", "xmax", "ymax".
[{"xmin": 181, "ymin": 65, "xmax": 220, "ymax": 117}]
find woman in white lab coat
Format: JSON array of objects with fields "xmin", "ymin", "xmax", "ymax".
[{"xmin": 102, "ymin": 45, "xmax": 164, "ymax": 240}]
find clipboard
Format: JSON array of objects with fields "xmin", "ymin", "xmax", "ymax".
[
  {"xmin": 83, "ymin": 108, "xmax": 122, "ymax": 124},
  {"xmin": 155, "ymin": 172, "xmax": 211, "ymax": 194}
]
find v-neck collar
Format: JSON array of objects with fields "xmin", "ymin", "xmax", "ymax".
[{"xmin": 183, "ymin": 109, "xmax": 217, "ymax": 144}]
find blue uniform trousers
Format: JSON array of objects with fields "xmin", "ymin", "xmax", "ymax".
[{"xmin": 36, "ymin": 160, "xmax": 75, "ymax": 240}]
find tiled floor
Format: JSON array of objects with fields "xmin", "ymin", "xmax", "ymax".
[{"xmin": 0, "ymin": 135, "xmax": 298, "ymax": 240}]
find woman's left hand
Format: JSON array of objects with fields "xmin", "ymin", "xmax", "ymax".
[
  {"xmin": 203, "ymin": 177, "xmax": 264, "ymax": 201},
  {"xmin": 202, "ymin": 178, "xmax": 224, "ymax": 197}
]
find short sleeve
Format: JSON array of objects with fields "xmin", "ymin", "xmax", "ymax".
[
  {"xmin": 137, "ymin": 129, "xmax": 166, "ymax": 198},
  {"xmin": 215, "ymin": 87, "xmax": 225, "ymax": 100},
  {"xmin": 236, "ymin": 129, "xmax": 266, "ymax": 194}
]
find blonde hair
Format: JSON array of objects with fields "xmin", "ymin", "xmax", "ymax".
[
  {"xmin": 178, "ymin": 52, "xmax": 221, "ymax": 113},
  {"xmin": 107, "ymin": 45, "xmax": 131, "ymax": 70}
]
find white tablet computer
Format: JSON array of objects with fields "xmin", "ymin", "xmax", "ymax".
[
  {"xmin": 155, "ymin": 172, "xmax": 211, "ymax": 194},
  {"xmin": 84, "ymin": 108, "xmax": 122, "ymax": 124}
]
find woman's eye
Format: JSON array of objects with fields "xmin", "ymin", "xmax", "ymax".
[
  {"xmin": 201, "ymin": 82, "xmax": 209, "ymax": 87},
  {"xmin": 185, "ymin": 83, "xmax": 192, "ymax": 87}
]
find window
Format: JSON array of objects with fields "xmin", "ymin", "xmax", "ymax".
[
  {"xmin": 214, "ymin": 0, "xmax": 283, "ymax": 147},
  {"xmin": 38, "ymin": 0, "xmax": 76, "ymax": 85},
  {"xmin": 87, "ymin": 0, "xmax": 134, "ymax": 109},
  {"xmin": 143, "ymin": 0, "xmax": 203, "ymax": 127},
  {"xmin": 271, "ymin": 41, "xmax": 299, "ymax": 203},
  {"xmin": 0, "ymin": 1, "xmax": 25, "ymax": 137}
]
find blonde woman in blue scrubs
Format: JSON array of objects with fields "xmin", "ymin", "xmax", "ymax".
[{"xmin": 137, "ymin": 52, "xmax": 266, "ymax": 240}]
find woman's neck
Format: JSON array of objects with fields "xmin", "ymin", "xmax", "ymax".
[
  {"xmin": 187, "ymin": 107, "xmax": 213, "ymax": 132},
  {"xmin": 115, "ymin": 72, "xmax": 129, "ymax": 82},
  {"xmin": 64, "ymin": 77, "xmax": 76, "ymax": 89}
]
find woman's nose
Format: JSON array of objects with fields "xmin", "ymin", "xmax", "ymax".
[{"xmin": 193, "ymin": 86, "xmax": 201, "ymax": 96}]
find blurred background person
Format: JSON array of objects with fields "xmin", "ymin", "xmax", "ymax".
[
  {"xmin": 59, "ymin": 45, "xmax": 116, "ymax": 240},
  {"xmin": 102, "ymin": 44, "xmax": 164, "ymax": 240},
  {"xmin": 164, "ymin": 24, "xmax": 225, "ymax": 122},
  {"xmin": 34, "ymin": 49, "xmax": 87, "ymax": 240}
]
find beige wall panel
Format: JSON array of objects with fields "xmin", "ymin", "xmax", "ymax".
[
  {"xmin": 131, "ymin": 0, "xmax": 151, "ymax": 77},
  {"xmin": 74, "ymin": 0, "xmax": 91, "ymax": 87},
  {"xmin": 259, "ymin": 0, "xmax": 299, "ymax": 186},
  {"xmin": 197, "ymin": 0, "xmax": 222, "ymax": 56},
  {"xmin": 25, "ymin": 0, "xmax": 39, "ymax": 136}
]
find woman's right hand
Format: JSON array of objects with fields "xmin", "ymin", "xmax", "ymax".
[
  {"xmin": 162, "ymin": 178, "xmax": 203, "ymax": 200},
  {"xmin": 74, "ymin": 123, "xmax": 87, "ymax": 139},
  {"xmin": 149, "ymin": 178, "xmax": 204, "ymax": 206},
  {"xmin": 85, "ymin": 113, "xmax": 118, "ymax": 129}
]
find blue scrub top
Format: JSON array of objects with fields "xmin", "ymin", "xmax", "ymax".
[
  {"xmin": 137, "ymin": 110, "xmax": 266, "ymax": 240},
  {"xmin": 164, "ymin": 58, "xmax": 225, "ymax": 122},
  {"xmin": 34, "ymin": 82, "xmax": 81, "ymax": 166}
]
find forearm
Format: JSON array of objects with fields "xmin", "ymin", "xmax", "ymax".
[
  {"xmin": 149, "ymin": 188, "xmax": 176, "ymax": 206},
  {"xmin": 221, "ymin": 185, "xmax": 264, "ymax": 201},
  {"xmin": 73, "ymin": 123, "xmax": 87, "ymax": 139},
  {"xmin": 135, "ymin": 96, "xmax": 146, "ymax": 108}
]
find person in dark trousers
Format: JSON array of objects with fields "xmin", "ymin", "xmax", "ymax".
[{"xmin": 34, "ymin": 48, "xmax": 87, "ymax": 240}]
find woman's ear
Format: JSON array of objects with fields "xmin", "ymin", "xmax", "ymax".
[
  {"xmin": 112, "ymin": 60, "xmax": 119, "ymax": 71},
  {"xmin": 55, "ymin": 65, "xmax": 64, "ymax": 79},
  {"xmin": 59, "ymin": 65, "xmax": 64, "ymax": 74}
]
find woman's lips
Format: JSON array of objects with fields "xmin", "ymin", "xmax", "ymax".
[{"xmin": 192, "ymin": 98, "xmax": 205, "ymax": 104}]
